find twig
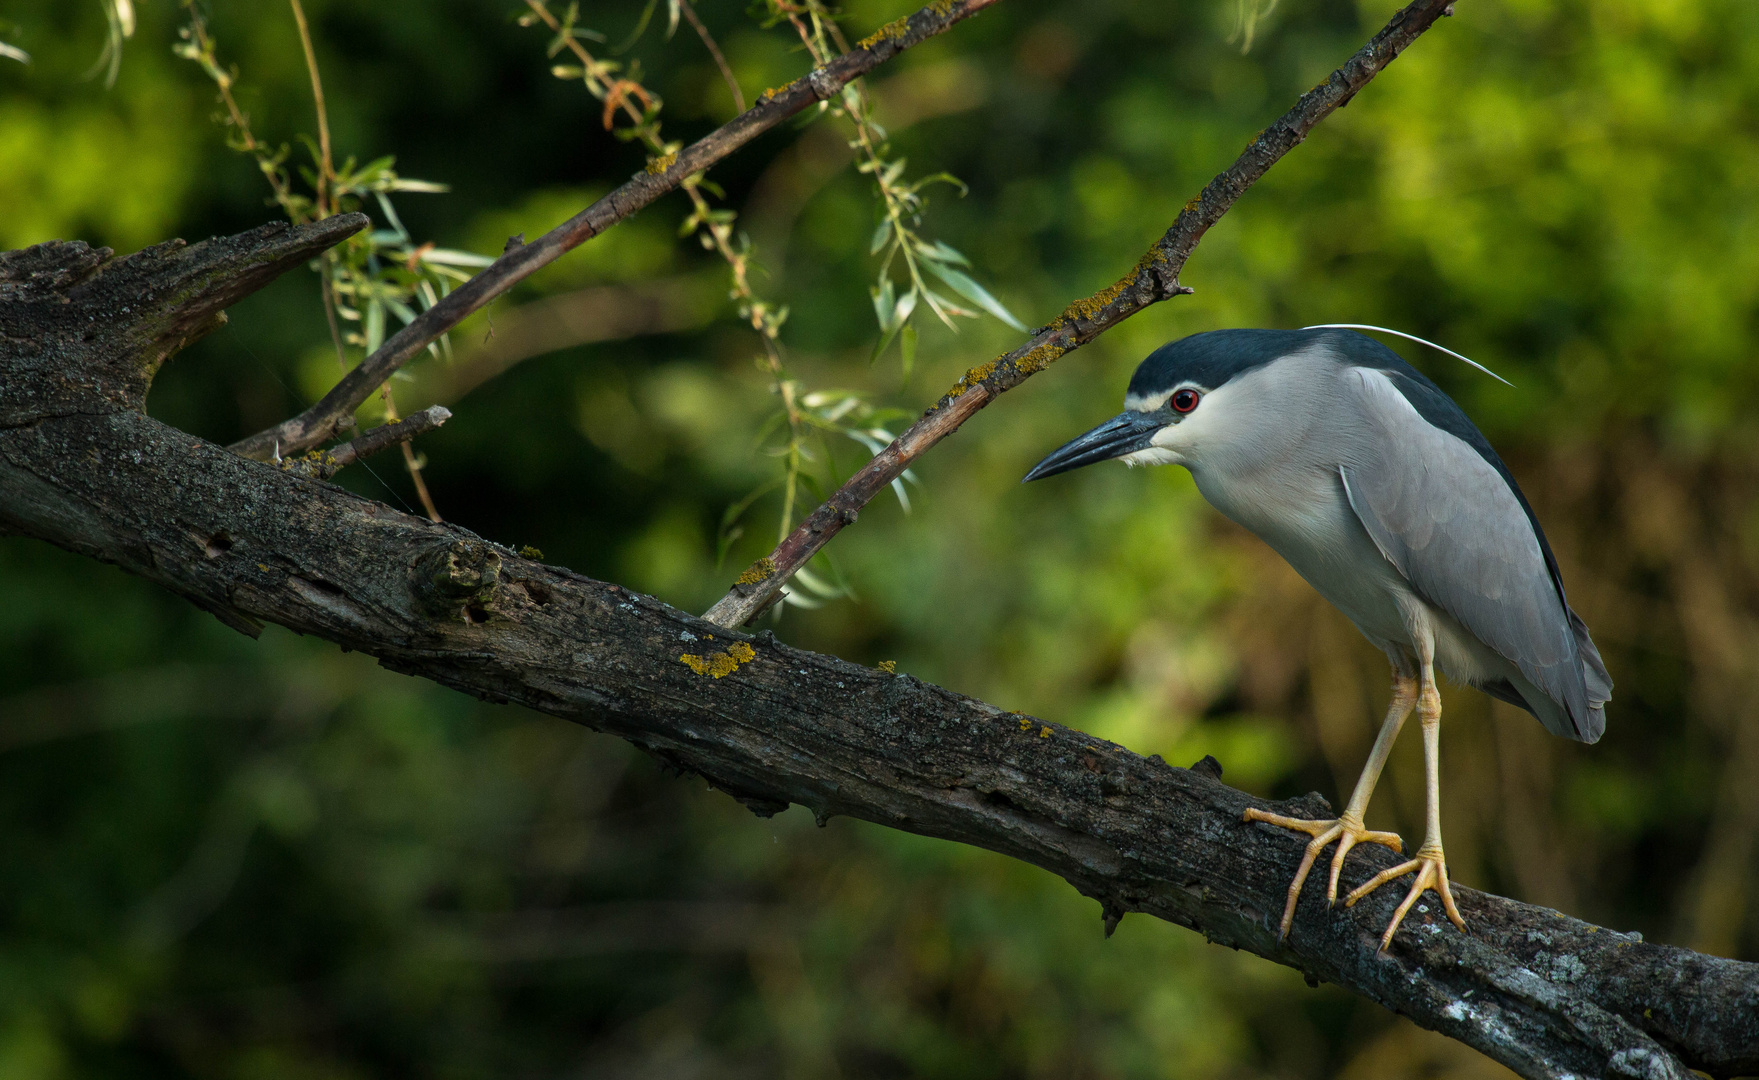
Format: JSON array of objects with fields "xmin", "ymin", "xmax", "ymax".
[
  {"xmin": 279, "ymin": 405, "xmax": 452, "ymax": 480},
  {"xmin": 287, "ymin": 0, "xmax": 333, "ymax": 218},
  {"xmin": 701, "ymin": 0, "xmax": 1457, "ymax": 628},
  {"xmin": 679, "ymin": 0, "xmax": 745, "ymax": 113},
  {"xmin": 399, "ymin": 441, "xmax": 442, "ymax": 521},
  {"xmin": 229, "ymin": 0, "xmax": 1005, "ymax": 462},
  {"xmin": 336, "ymin": 405, "xmax": 450, "ymax": 466}
]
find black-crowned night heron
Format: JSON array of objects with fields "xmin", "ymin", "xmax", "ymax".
[{"xmin": 1025, "ymin": 328, "xmax": 1611, "ymax": 950}]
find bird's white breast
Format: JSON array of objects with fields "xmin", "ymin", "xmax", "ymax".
[{"xmin": 1151, "ymin": 349, "xmax": 1447, "ymax": 656}]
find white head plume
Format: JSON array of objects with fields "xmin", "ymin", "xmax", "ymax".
[{"xmin": 1303, "ymin": 323, "xmax": 1516, "ymax": 388}]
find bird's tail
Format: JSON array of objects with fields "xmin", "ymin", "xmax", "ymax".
[{"xmin": 1569, "ymin": 608, "xmax": 1611, "ymax": 744}]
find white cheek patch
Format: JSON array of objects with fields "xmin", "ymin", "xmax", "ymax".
[
  {"xmin": 1149, "ymin": 424, "xmax": 1186, "ymax": 450},
  {"xmin": 1146, "ymin": 375, "xmax": 1249, "ymax": 457},
  {"xmin": 1120, "ymin": 447, "xmax": 1182, "ymax": 468}
]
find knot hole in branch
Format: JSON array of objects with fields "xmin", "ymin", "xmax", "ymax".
[{"xmin": 412, "ymin": 539, "xmax": 504, "ymax": 622}]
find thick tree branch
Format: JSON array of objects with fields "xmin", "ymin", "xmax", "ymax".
[
  {"xmin": 3, "ymin": 224, "xmax": 1756, "ymax": 1080},
  {"xmin": 702, "ymin": 0, "xmax": 1456, "ymax": 628},
  {"xmin": 226, "ymin": 0, "xmax": 1003, "ymax": 463}
]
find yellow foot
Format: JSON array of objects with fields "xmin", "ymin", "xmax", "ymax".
[
  {"xmin": 1242, "ymin": 808, "xmax": 1404, "ymax": 940},
  {"xmin": 1343, "ymin": 846, "xmax": 1467, "ymax": 951}
]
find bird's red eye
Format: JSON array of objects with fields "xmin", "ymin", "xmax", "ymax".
[{"xmin": 1171, "ymin": 388, "xmax": 1200, "ymax": 414}]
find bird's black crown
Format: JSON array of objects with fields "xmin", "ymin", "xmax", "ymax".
[{"xmin": 1128, "ymin": 328, "xmax": 1349, "ymax": 398}]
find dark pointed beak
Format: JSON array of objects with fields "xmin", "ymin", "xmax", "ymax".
[{"xmin": 1023, "ymin": 409, "xmax": 1170, "ymax": 482}]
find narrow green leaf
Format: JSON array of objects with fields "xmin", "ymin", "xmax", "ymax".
[
  {"xmin": 791, "ymin": 566, "xmax": 844, "ymax": 599},
  {"xmin": 922, "ymin": 260, "xmax": 1027, "ymax": 331},
  {"xmin": 870, "ymin": 278, "xmax": 896, "ymax": 332},
  {"xmin": 385, "ymin": 298, "xmax": 419, "ymax": 326},
  {"xmin": 917, "ymin": 286, "xmax": 962, "ymax": 329},
  {"xmin": 869, "ymin": 217, "xmax": 894, "ymax": 256},
  {"xmin": 612, "ymin": 0, "xmax": 659, "ymax": 52},
  {"xmin": 871, "ymin": 320, "xmax": 903, "ymax": 364},
  {"xmin": 906, "ymin": 171, "xmax": 969, "ymax": 197},
  {"xmin": 365, "ymin": 300, "xmax": 386, "ymax": 354},
  {"xmin": 779, "ymin": 585, "xmax": 824, "ymax": 610},
  {"xmin": 421, "ymin": 248, "xmax": 496, "ymax": 268},
  {"xmin": 870, "ymin": 286, "xmax": 917, "ymax": 362},
  {"xmin": 892, "ymin": 287, "xmax": 917, "ymax": 329},
  {"xmin": 922, "ymin": 239, "xmax": 970, "ymax": 266},
  {"xmin": 900, "ymin": 323, "xmax": 918, "ymax": 381}
]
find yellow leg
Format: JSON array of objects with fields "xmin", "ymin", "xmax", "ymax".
[
  {"xmin": 1343, "ymin": 657, "xmax": 1467, "ymax": 951},
  {"xmin": 1243, "ymin": 672, "xmax": 1416, "ymax": 939}
]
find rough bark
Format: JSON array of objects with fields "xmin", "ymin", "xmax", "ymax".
[{"xmin": 2, "ymin": 225, "xmax": 1756, "ymax": 1080}]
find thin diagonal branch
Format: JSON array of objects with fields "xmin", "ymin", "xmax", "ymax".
[
  {"xmin": 680, "ymin": 0, "xmax": 745, "ymax": 113},
  {"xmin": 702, "ymin": 0, "xmax": 1456, "ymax": 628},
  {"xmin": 3, "ymin": 220, "xmax": 1756, "ymax": 1080},
  {"xmin": 229, "ymin": 0, "xmax": 1004, "ymax": 462}
]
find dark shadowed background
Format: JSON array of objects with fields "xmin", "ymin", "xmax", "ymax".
[{"xmin": 2, "ymin": 0, "xmax": 1756, "ymax": 1076}]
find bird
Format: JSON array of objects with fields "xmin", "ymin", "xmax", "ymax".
[{"xmin": 1024, "ymin": 328, "xmax": 1611, "ymax": 951}]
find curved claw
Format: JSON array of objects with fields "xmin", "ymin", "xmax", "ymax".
[
  {"xmin": 1242, "ymin": 808, "xmax": 1405, "ymax": 940},
  {"xmin": 1343, "ymin": 847, "xmax": 1467, "ymax": 951}
]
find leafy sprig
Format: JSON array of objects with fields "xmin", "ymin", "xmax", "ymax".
[
  {"xmin": 764, "ymin": 0, "xmax": 1026, "ymax": 380},
  {"xmin": 523, "ymin": 0, "xmax": 926, "ymax": 613},
  {"xmin": 174, "ymin": 0, "xmax": 490, "ymax": 520}
]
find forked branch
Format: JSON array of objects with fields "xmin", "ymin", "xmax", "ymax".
[{"xmin": 702, "ymin": 0, "xmax": 1457, "ymax": 627}]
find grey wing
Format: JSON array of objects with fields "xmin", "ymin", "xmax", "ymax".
[{"xmin": 1339, "ymin": 368, "xmax": 1602, "ymax": 742}]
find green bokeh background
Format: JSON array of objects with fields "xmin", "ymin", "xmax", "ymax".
[{"xmin": 3, "ymin": 0, "xmax": 1757, "ymax": 1077}]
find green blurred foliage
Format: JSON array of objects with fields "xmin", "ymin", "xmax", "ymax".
[{"xmin": 2, "ymin": 0, "xmax": 1758, "ymax": 1077}]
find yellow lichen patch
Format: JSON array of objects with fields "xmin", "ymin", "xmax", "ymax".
[
  {"xmin": 1012, "ymin": 342, "xmax": 1066, "ymax": 376},
  {"xmin": 680, "ymin": 641, "xmax": 758, "ymax": 678},
  {"xmin": 929, "ymin": 0, "xmax": 957, "ymax": 16},
  {"xmin": 736, "ymin": 556, "xmax": 778, "ymax": 586},
  {"xmin": 1056, "ymin": 276, "xmax": 1132, "ymax": 329},
  {"xmin": 1048, "ymin": 247, "xmax": 1173, "ymax": 332},
  {"xmin": 1018, "ymin": 716, "xmax": 1032, "ymax": 731},
  {"xmin": 645, "ymin": 151, "xmax": 677, "ymax": 175},
  {"xmin": 1038, "ymin": 726, "xmax": 1052, "ymax": 738},
  {"xmin": 877, "ymin": 660, "xmax": 897, "ymax": 673},
  {"xmin": 856, "ymin": 16, "xmax": 909, "ymax": 50},
  {"xmin": 943, "ymin": 357, "xmax": 1000, "ymax": 400}
]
